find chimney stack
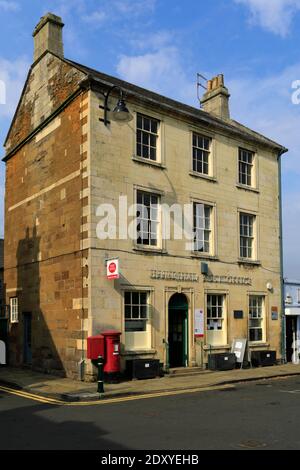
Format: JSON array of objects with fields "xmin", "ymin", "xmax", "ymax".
[
  {"xmin": 201, "ymin": 74, "xmax": 230, "ymax": 120},
  {"xmin": 32, "ymin": 13, "xmax": 64, "ymax": 62}
]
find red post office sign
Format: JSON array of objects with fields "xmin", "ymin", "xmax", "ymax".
[{"xmin": 106, "ymin": 259, "xmax": 119, "ymax": 280}]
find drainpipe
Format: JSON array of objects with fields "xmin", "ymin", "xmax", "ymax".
[{"xmin": 278, "ymin": 149, "xmax": 287, "ymax": 363}]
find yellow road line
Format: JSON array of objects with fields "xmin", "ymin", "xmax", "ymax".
[
  {"xmin": 0, "ymin": 383, "xmax": 234, "ymax": 406},
  {"xmin": 0, "ymin": 385, "xmax": 64, "ymax": 404}
]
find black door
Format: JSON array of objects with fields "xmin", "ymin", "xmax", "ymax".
[
  {"xmin": 23, "ymin": 313, "xmax": 32, "ymax": 365},
  {"xmin": 286, "ymin": 316, "xmax": 297, "ymax": 362},
  {"xmin": 168, "ymin": 294, "xmax": 188, "ymax": 368},
  {"xmin": 0, "ymin": 318, "xmax": 8, "ymax": 343}
]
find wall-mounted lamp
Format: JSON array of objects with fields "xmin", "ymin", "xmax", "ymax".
[{"xmin": 100, "ymin": 85, "xmax": 133, "ymax": 126}]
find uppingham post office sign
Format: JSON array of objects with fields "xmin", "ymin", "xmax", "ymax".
[{"xmin": 106, "ymin": 258, "xmax": 120, "ymax": 280}]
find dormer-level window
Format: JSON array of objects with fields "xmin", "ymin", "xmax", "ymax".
[
  {"xmin": 192, "ymin": 133, "xmax": 211, "ymax": 175},
  {"xmin": 239, "ymin": 148, "xmax": 254, "ymax": 187},
  {"xmin": 136, "ymin": 113, "xmax": 159, "ymax": 162}
]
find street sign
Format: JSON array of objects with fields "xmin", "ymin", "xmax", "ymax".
[{"xmin": 106, "ymin": 259, "xmax": 119, "ymax": 280}]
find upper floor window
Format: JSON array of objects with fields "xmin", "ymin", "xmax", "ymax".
[
  {"xmin": 193, "ymin": 203, "xmax": 213, "ymax": 254},
  {"xmin": 239, "ymin": 148, "xmax": 254, "ymax": 187},
  {"xmin": 10, "ymin": 297, "xmax": 19, "ymax": 323},
  {"xmin": 192, "ymin": 133, "xmax": 211, "ymax": 175},
  {"xmin": 136, "ymin": 190, "xmax": 160, "ymax": 247},
  {"xmin": 240, "ymin": 212, "xmax": 255, "ymax": 259},
  {"xmin": 136, "ymin": 113, "xmax": 159, "ymax": 161}
]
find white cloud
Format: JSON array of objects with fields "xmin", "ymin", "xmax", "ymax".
[
  {"xmin": 234, "ymin": 0, "xmax": 300, "ymax": 36},
  {"xmin": 82, "ymin": 10, "xmax": 107, "ymax": 25},
  {"xmin": 0, "ymin": 57, "xmax": 30, "ymax": 118},
  {"xmin": 81, "ymin": 0, "xmax": 156, "ymax": 28},
  {"xmin": 116, "ymin": 46, "xmax": 195, "ymax": 104},
  {"xmin": 0, "ymin": 0, "xmax": 20, "ymax": 11}
]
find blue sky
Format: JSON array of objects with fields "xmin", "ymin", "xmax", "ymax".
[{"xmin": 0, "ymin": 0, "xmax": 300, "ymax": 277}]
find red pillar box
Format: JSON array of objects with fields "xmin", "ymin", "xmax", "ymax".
[
  {"xmin": 102, "ymin": 330, "xmax": 121, "ymax": 383},
  {"xmin": 87, "ymin": 335, "xmax": 105, "ymax": 360}
]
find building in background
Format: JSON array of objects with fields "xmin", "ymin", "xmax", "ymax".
[
  {"xmin": 3, "ymin": 13, "xmax": 287, "ymax": 380},
  {"xmin": 284, "ymin": 279, "xmax": 300, "ymax": 363}
]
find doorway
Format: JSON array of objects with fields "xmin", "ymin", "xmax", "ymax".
[
  {"xmin": 286, "ymin": 316, "xmax": 298, "ymax": 362},
  {"xmin": 168, "ymin": 293, "xmax": 188, "ymax": 368},
  {"xmin": 23, "ymin": 313, "xmax": 32, "ymax": 365}
]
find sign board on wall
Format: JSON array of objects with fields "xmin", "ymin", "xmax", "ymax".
[
  {"xmin": 106, "ymin": 259, "xmax": 120, "ymax": 280},
  {"xmin": 194, "ymin": 309, "xmax": 204, "ymax": 338}
]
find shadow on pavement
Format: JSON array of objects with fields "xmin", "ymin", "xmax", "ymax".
[{"xmin": 0, "ymin": 390, "xmax": 129, "ymax": 450}]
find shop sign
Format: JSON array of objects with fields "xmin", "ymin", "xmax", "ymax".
[
  {"xmin": 204, "ymin": 275, "xmax": 252, "ymax": 286},
  {"xmin": 106, "ymin": 259, "xmax": 119, "ymax": 280},
  {"xmin": 150, "ymin": 270, "xmax": 199, "ymax": 282}
]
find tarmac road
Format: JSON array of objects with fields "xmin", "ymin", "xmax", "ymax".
[{"xmin": 1, "ymin": 375, "xmax": 300, "ymax": 450}]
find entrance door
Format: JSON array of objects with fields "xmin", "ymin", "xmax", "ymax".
[
  {"xmin": 23, "ymin": 313, "xmax": 32, "ymax": 365},
  {"xmin": 286, "ymin": 316, "xmax": 297, "ymax": 362},
  {"xmin": 168, "ymin": 293, "xmax": 188, "ymax": 368}
]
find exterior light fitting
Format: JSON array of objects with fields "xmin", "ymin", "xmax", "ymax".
[{"xmin": 100, "ymin": 85, "xmax": 133, "ymax": 126}]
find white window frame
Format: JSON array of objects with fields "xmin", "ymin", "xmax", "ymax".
[
  {"xmin": 189, "ymin": 128, "xmax": 216, "ymax": 181},
  {"xmin": 132, "ymin": 110, "xmax": 164, "ymax": 167},
  {"xmin": 134, "ymin": 187, "xmax": 162, "ymax": 250},
  {"xmin": 249, "ymin": 295, "xmax": 265, "ymax": 343},
  {"xmin": 124, "ymin": 291, "xmax": 149, "ymax": 332},
  {"xmin": 193, "ymin": 202, "xmax": 213, "ymax": 255},
  {"xmin": 10, "ymin": 297, "xmax": 19, "ymax": 324},
  {"xmin": 123, "ymin": 288, "xmax": 153, "ymax": 351},
  {"xmin": 205, "ymin": 292, "xmax": 228, "ymax": 347},
  {"xmin": 238, "ymin": 211, "xmax": 258, "ymax": 261},
  {"xmin": 238, "ymin": 148, "xmax": 254, "ymax": 186},
  {"xmin": 192, "ymin": 132, "xmax": 211, "ymax": 176}
]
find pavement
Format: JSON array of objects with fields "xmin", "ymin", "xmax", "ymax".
[{"xmin": 1, "ymin": 363, "xmax": 300, "ymax": 402}]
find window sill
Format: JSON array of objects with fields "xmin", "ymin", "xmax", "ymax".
[
  {"xmin": 191, "ymin": 252, "xmax": 218, "ymax": 261},
  {"xmin": 122, "ymin": 349, "xmax": 157, "ymax": 356},
  {"xmin": 238, "ymin": 258, "xmax": 261, "ymax": 267},
  {"xmin": 203, "ymin": 345, "xmax": 231, "ymax": 351},
  {"xmin": 249, "ymin": 342, "xmax": 270, "ymax": 348},
  {"xmin": 236, "ymin": 183, "xmax": 259, "ymax": 194},
  {"xmin": 132, "ymin": 156, "xmax": 166, "ymax": 169},
  {"xmin": 189, "ymin": 171, "xmax": 217, "ymax": 183},
  {"xmin": 133, "ymin": 245, "xmax": 167, "ymax": 255}
]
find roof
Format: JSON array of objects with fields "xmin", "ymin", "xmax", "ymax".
[
  {"xmin": 3, "ymin": 52, "xmax": 288, "ymax": 158},
  {"xmin": 66, "ymin": 58, "xmax": 288, "ymax": 154}
]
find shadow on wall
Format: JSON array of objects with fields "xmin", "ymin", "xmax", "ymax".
[{"xmin": 10, "ymin": 227, "xmax": 64, "ymax": 376}]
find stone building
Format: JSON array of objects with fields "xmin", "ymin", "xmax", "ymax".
[{"xmin": 3, "ymin": 13, "xmax": 287, "ymax": 379}]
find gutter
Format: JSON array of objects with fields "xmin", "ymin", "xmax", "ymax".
[{"xmin": 278, "ymin": 148, "xmax": 288, "ymax": 363}]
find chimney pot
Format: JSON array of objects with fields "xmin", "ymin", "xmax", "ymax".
[
  {"xmin": 32, "ymin": 12, "xmax": 64, "ymax": 62},
  {"xmin": 201, "ymin": 74, "xmax": 230, "ymax": 120}
]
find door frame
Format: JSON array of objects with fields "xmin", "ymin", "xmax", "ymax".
[
  {"xmin": 164, "ymin": 287, "xmax": 194, "ymax": 369},
  {"xmin": 168, "ymin": 293, "xmax": 188, "ymax": 368}
]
